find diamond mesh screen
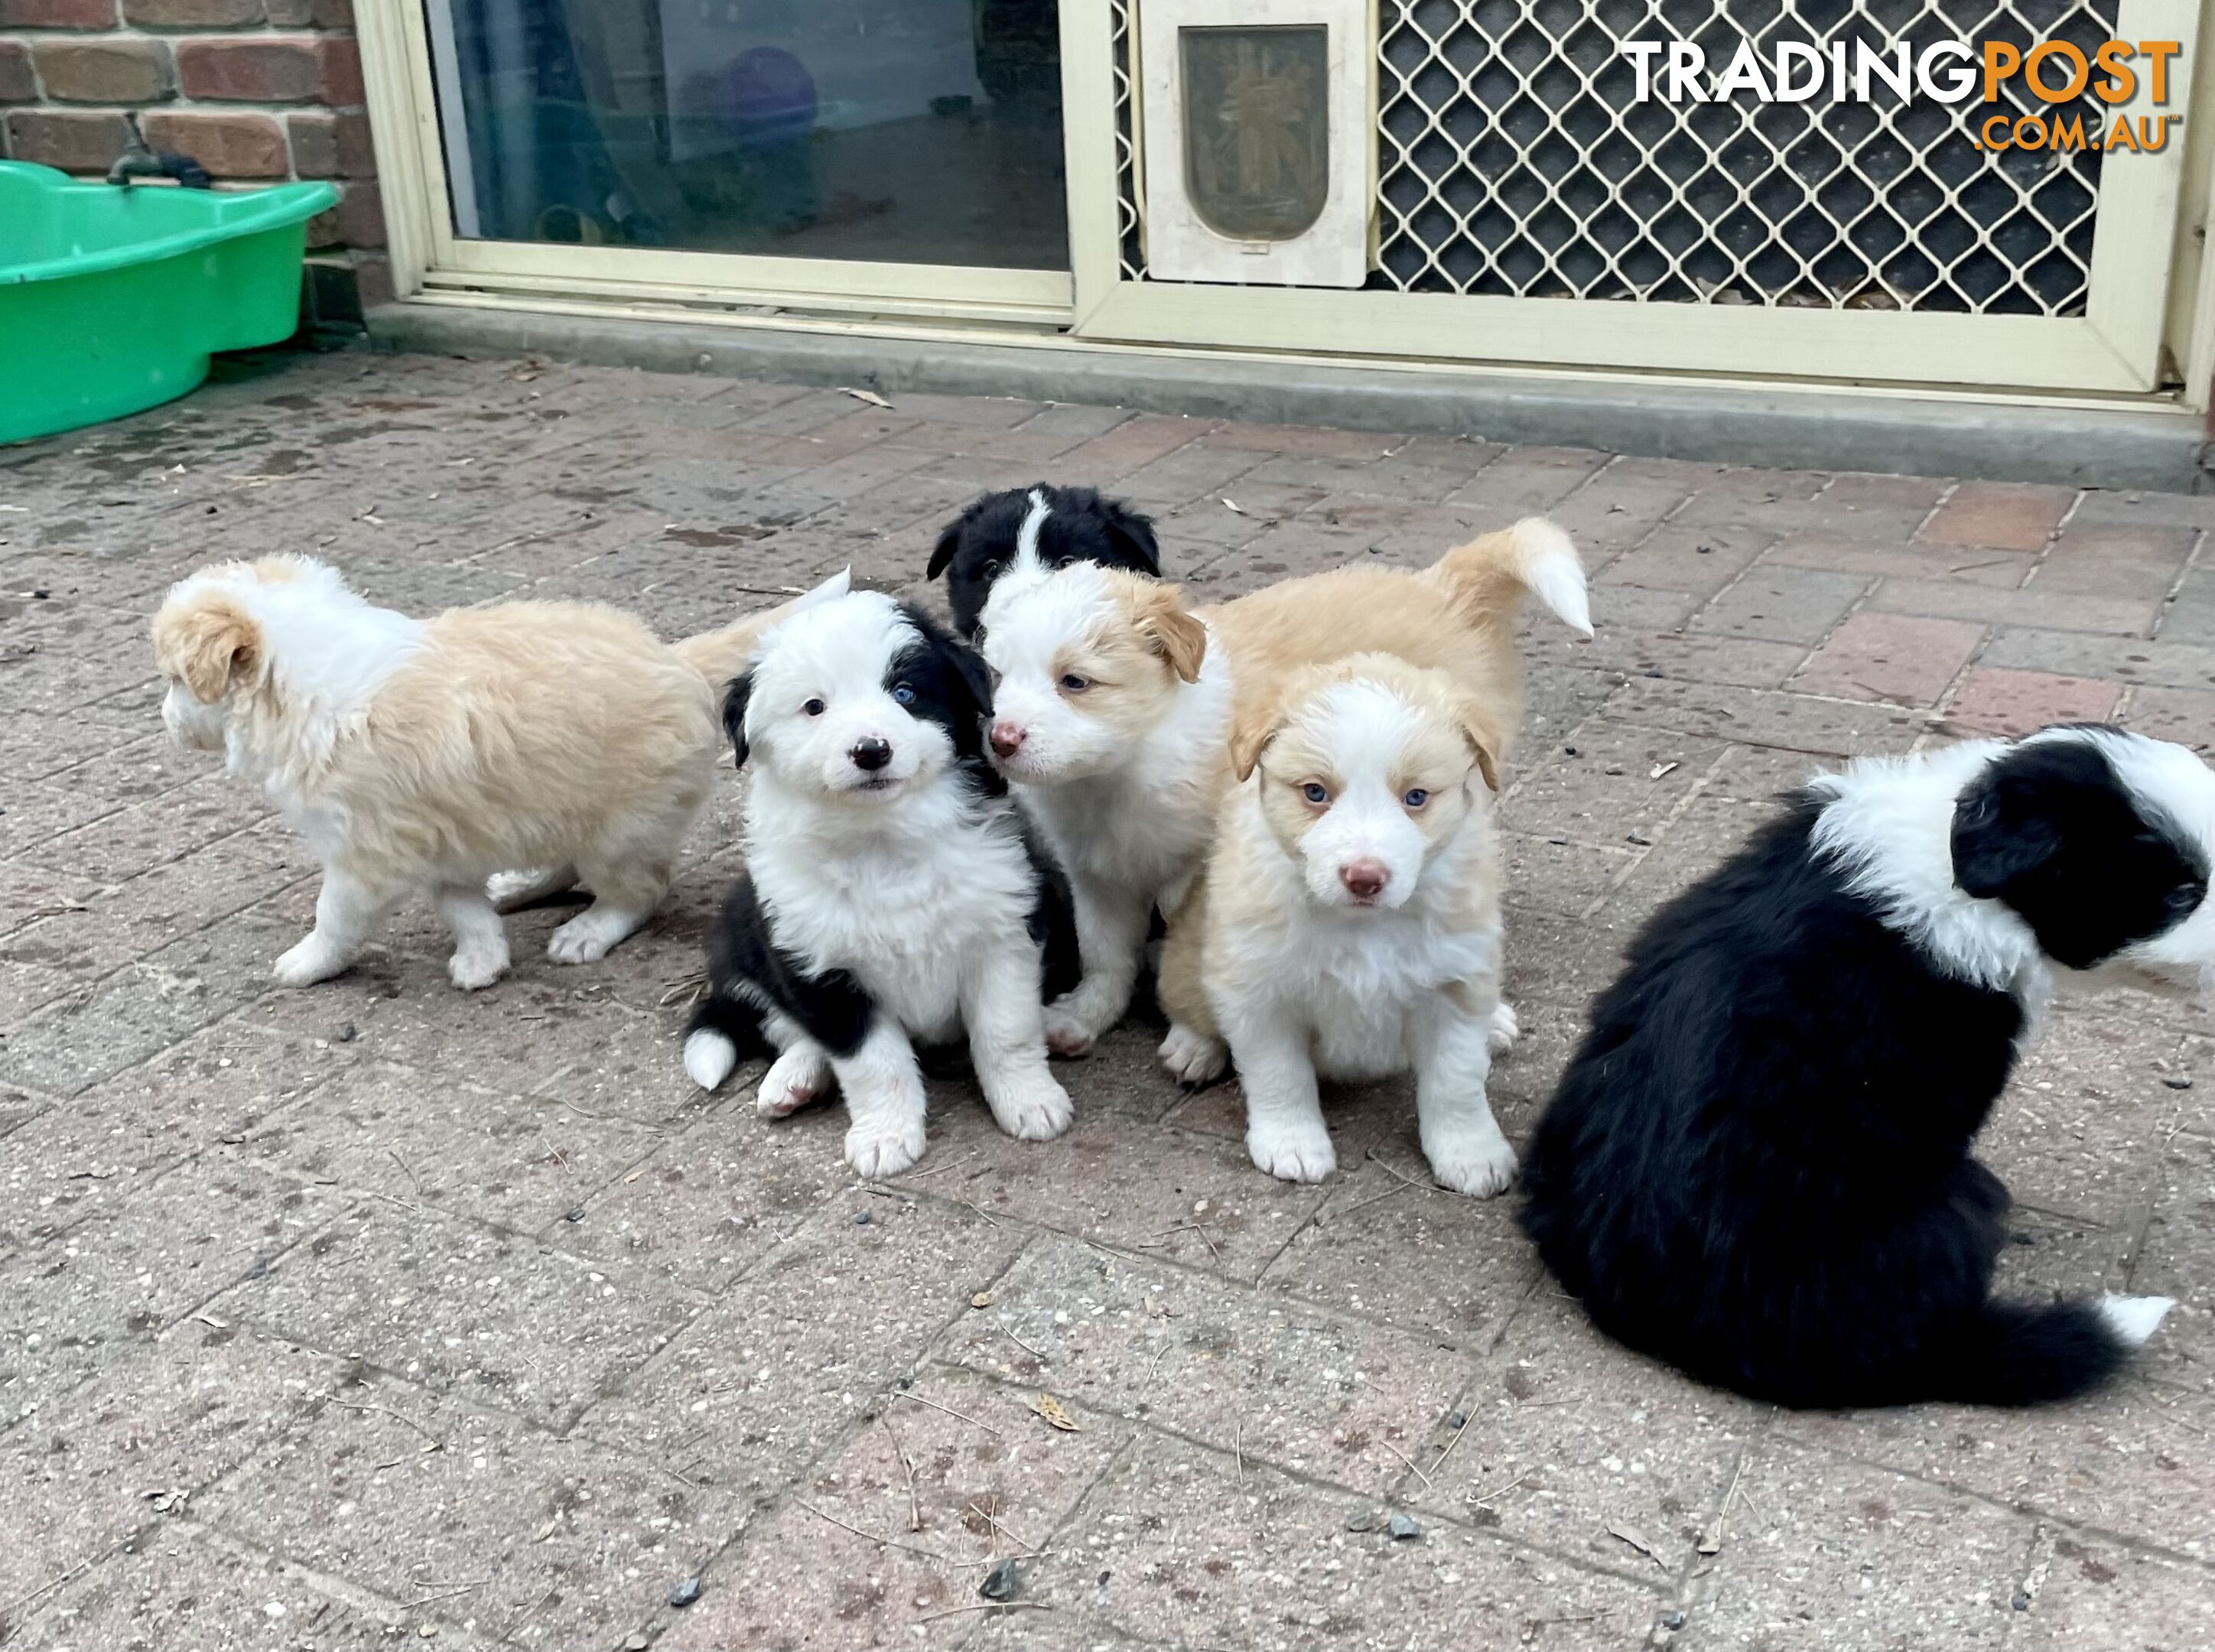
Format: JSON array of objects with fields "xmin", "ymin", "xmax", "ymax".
[{"xmin": 1114, "ymin": 0, "xmax": 2122, "ymax": 315}]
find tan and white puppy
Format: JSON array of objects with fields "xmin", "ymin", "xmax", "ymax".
[
  {"xmin": 1156, "ymin": 654, "xmax": 1516, "ymax": 1195},
  {"xmin": 979, "ymin": 519, "xmax": 1589, "ymax": 1055},
  {"xmin": 151, "ymin": 555, "xmax": 841, "ymax": 990}
]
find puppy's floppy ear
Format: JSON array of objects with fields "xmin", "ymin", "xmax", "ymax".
[
  {"xmin": 1227, "ymin": 685, "xmax": 1288, "ymax": 784},
  {"xmin": 1132, "ymin": 582, "xmax": 1207, "ymax": 685},
  {"xmin": 926, "ymin": 519, "xmax": 963, "ymax": 581},
  {"xmin": 1951, "ymin": 767, "xmax": 2065, "ymax": 899},
  {"xmin": 721, "ymin": 671, "xmax": 756, "ymax": 768},
  {"xmin": 1101, "ymin": 498, "xmax": 1162, "ymax": 577},
  {"xmin": 945, "ymin": 632, "xmax": 996, "ymax": 718},
  {"xmin": 1451, "ymin": 694, "xmax": 1505, "ymax": 794},
  {"xmin": 158, "ymin": 595, "xmax": 262, "ymax": 704}
]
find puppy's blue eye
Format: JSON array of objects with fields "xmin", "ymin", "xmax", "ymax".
[
  {"xmin": 1403, "ymin": 789, "xmax": 1430, "ymax": 808},
  {"xmin": 892, "ymin": 683, "xmax": 916, "ymax": 705},
  {"xmin": 2168, "ymin": 883, "xmax": 2204, "ymax": 914},
  {"xmin": 981, "ymin": 559, "xmax": 1000, "ymax": 577},
  {"xmin": 1059, "ymin": 674, "xmax": 1091, "ymax": 694},
  {"xmin": 803, "ymin": 698, "xmax": 827, "ymax": 717},
  {"xmin": 1302, "ymin": 782, "xmax": 1329, "ymax": 805}
]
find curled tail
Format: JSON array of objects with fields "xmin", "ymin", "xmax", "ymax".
[
  {"xmin": 1429, "ymin": 517, "xmax": 1592, "ymax": 639},
  {"xmin": 1925, "ymin": 1295, "xmax": 2171, "ymax": 1406},
  {"xmin": 672, "ymin": 566, "xmax": 853, "ymax": 682}
]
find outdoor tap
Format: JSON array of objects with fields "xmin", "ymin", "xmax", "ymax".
[{"xmin": 106, "ymin": 115, "xmax": 211, "ymax": 189}]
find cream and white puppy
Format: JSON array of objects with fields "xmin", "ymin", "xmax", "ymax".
[
  {"xmin": 978, "ymin": 519, "xmax": 1589, "ymax": 1056},
  {"xmin": 151, "ymin": 555, "xmax": 839, "ymax": 990},
  {"xmin": 1156, "ymin": 654, "xmax": 1517, "ymax": 1195}
]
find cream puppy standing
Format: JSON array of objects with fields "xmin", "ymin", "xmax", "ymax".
[
  {"xmin": 151, "ymin": 555, "xmax": 841, "ymax": 990},
  {"xmin": 1156, "ymin": 654, "xmax": 1516, "ymax": 1195},
  {"xmin": 979, "ymin": 519, "xmax": 1589, "ymax": 1056}
]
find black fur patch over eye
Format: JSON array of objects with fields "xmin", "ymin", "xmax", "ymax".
[{"xmin": 884, "ymin": 605, "xmax": 1005, "ymax": 797}]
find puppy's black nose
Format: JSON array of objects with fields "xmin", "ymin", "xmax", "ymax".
[{"xmin": 851, "ymin": 737, "xmax": 893, "ymax": 772}]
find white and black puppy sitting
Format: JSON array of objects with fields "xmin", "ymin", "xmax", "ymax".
[
  {"xmin": 681, "ymin": 590, "xmax": 1080, "ymax": 1178},
  {"xmin": 1522, "ymin": 724, "xmax": 2211, "ymax": 1408},
  {"xmin": 927, "ymin": 484, "xmax": 1161, "ymax": 638}
]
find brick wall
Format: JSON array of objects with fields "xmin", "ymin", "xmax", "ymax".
[{"xmin": 0, "ymin": 0, "xmax": 389, "ymax": 327}]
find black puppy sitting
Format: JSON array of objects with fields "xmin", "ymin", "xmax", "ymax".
[
  {"xmin": 1521, "ymin": 725, "xmax": 2211, "ymax": 1407},
  {"xmin": 928, "ymin": 484, "xmax": 1161, "ymax": 637}
]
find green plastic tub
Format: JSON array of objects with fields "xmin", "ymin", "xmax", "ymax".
[{"xmin": 0, "ymin": 161, "xmax": 338, "ymax": 445}]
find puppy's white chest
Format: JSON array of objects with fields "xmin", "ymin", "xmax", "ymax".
[
  {"xmin": 758, "ymin": 836, "xmax": 1024, "ymax": 1043},
  {"xmin": 1241, "ymin": 918, "xmax": 1491, "ymax": 1081}
]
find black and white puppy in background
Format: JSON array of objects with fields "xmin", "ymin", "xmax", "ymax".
[
  {"xmin": 681, "ymin": 588, "xmax": 1081, "ymax": 1178},
  {"xmin": 928, "ymin": 484, "xmax": 1161, "ymax": 638},
  {"xmin": 1521, "ymin": 724, "xmax": 2210, "ymax": 1409}
]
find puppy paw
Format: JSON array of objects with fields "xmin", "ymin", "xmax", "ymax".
[
  {"xmin": 845, "ymin": 1117, "xmax": 929, "ymax": 1180},
  {"xmin": 1488, "ymin": 1000, "xmax": 1520, "ymax": 1055},
  {"xmin": 447, "ymin": 941, "xmax": 510, "ymax": 992},
  {"xmin": 273, "ymin": 935, "xmax": 350, "ymax": 988},
  {"xmin": 684, "ymin": 1029, "xmax": 738, "ymax": 1091},
  {"xmin": 990, "ymin": 1075, "xmax": 1074, "ymax": 1142},
  {"xmin": 1247, "ymin": 1120, "xmax": 1336, "ymax": 1183},
  {"xmin": 547, "ymin": 907, "xmax": 643, "ymax": 965},
  {"xmin": 1042, "ymin": 1001, "xmax": 1102, "ymax": 1059},
  {"xmin": 1159, "ymin": 1023, "xmax": 1230, "ymax": 1086},
  {"xmin": 756, "ymin": 1046, "xmax": 831, "ymax": 1118},
  {"xmin": 1425, "ymin": 1126, "xmax": 1518, "ymax": 1198}
]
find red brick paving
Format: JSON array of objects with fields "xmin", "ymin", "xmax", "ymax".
[{"xmin": 0, "ymin": 349, "xmax": 2207, "ymax": 1649}]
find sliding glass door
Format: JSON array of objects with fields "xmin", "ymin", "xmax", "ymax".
[{"xmin": 416, "ymin": 0, "xmax": 1069, "ymax": 287}]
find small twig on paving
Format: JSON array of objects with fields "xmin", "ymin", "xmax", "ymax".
[
  {"xmin": 1380, "ymin": 1438, "xmax": 1435, "ymax": 1490},
  {"xmin": 388, "ymin": 1149, "xmax": 426, "ymax": 1201},
  {"xmin": 1363, "ymin": 1148, "xmax": 1443, "ymax": 1195},
  {"xmin": 885, "ymin": 1388, "xmax": 1003, "ymax": 1437},
  {"xmin": 968, "ymin": 1501, "xmax": 1046, "ymax": 1556},
  {"xmin": 795, "ymin": 1499, "xmax": 958, "ymax": 1566},
  {"xmin": 961, "ymin": 1197, "xmax": 999, "ymax": 1228},
  {"xmin": 896, "ymin": 1150, "xmax": 978, "ymax": 1181},
  {"xmin": 1429, "ymin": 1409, "xmax": 1475, "ymax": 1478},
  {"xmin": 1327, "ymin": 1185, "xmax": 1416, "ymax": 1224},
  {"xmin": 1469, "ymin": 1472, "xmax": 1536, "ymax": 1508},
  {"xmin": 1155, "ymin": 1220, "xmax": 1222, "ymax": 1262},
  {"xmin": 1143, "ymin": 1342, "xmax": 1173, "ymax": 1393},
  {"xmin": 2142, "ymin": 1388, "xmax": 2213, "ymax": 1436},
  {"xmin": 1234, "ymin": 1422, "xmax": 1244, "ymax": 1480},
  {"xmin": 0, "ymin": 1557, "xmax": 96, "ymax": 1621},
  {"xmin": 1700, "ymin": 1450, "xmax": 1750, "ymax": 1553},
  {"xmin": 658, "ymin": 971, "xmax": 708, "ymax": 1008},
  {"xmin": 883, "ymin": 1415, "xmax": 924, "ymax": 1533},
  {"xmin": 407, "ymin": 1579, "xmax": 490, "ymax": 1607},
  {"xmin": 1000, "ymin": 1322, "xmax": 1050, "ymax": 1364},
  {"xmin": 326, "ymin": 1395, "xmax": 445, "ymax": 1450},
  {"xmin": 914, "ymin": 1602, "xmax": 1054, "ymax": 1623}
]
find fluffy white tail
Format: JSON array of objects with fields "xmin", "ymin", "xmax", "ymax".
[{"xmin": 1431, "ymin": 518, "xmax": 1592, "ymax": 639}]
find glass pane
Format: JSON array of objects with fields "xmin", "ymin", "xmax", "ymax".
[
  {"xmin": 427, "ymin": 0, "xmax": 1068, "ymax": 270},
  {"xmin": 1179, "ymin": 24, "xmax": 1329, "ymax": 242}
]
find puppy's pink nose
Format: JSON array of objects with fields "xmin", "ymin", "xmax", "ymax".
[
  {"xmin": 1340, "ymin": 860, "xmax": 1388, "ymax": 900},
  {"xmin": 990, "ymin": 720, "xmax": 1027, "ymax": 760}
]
